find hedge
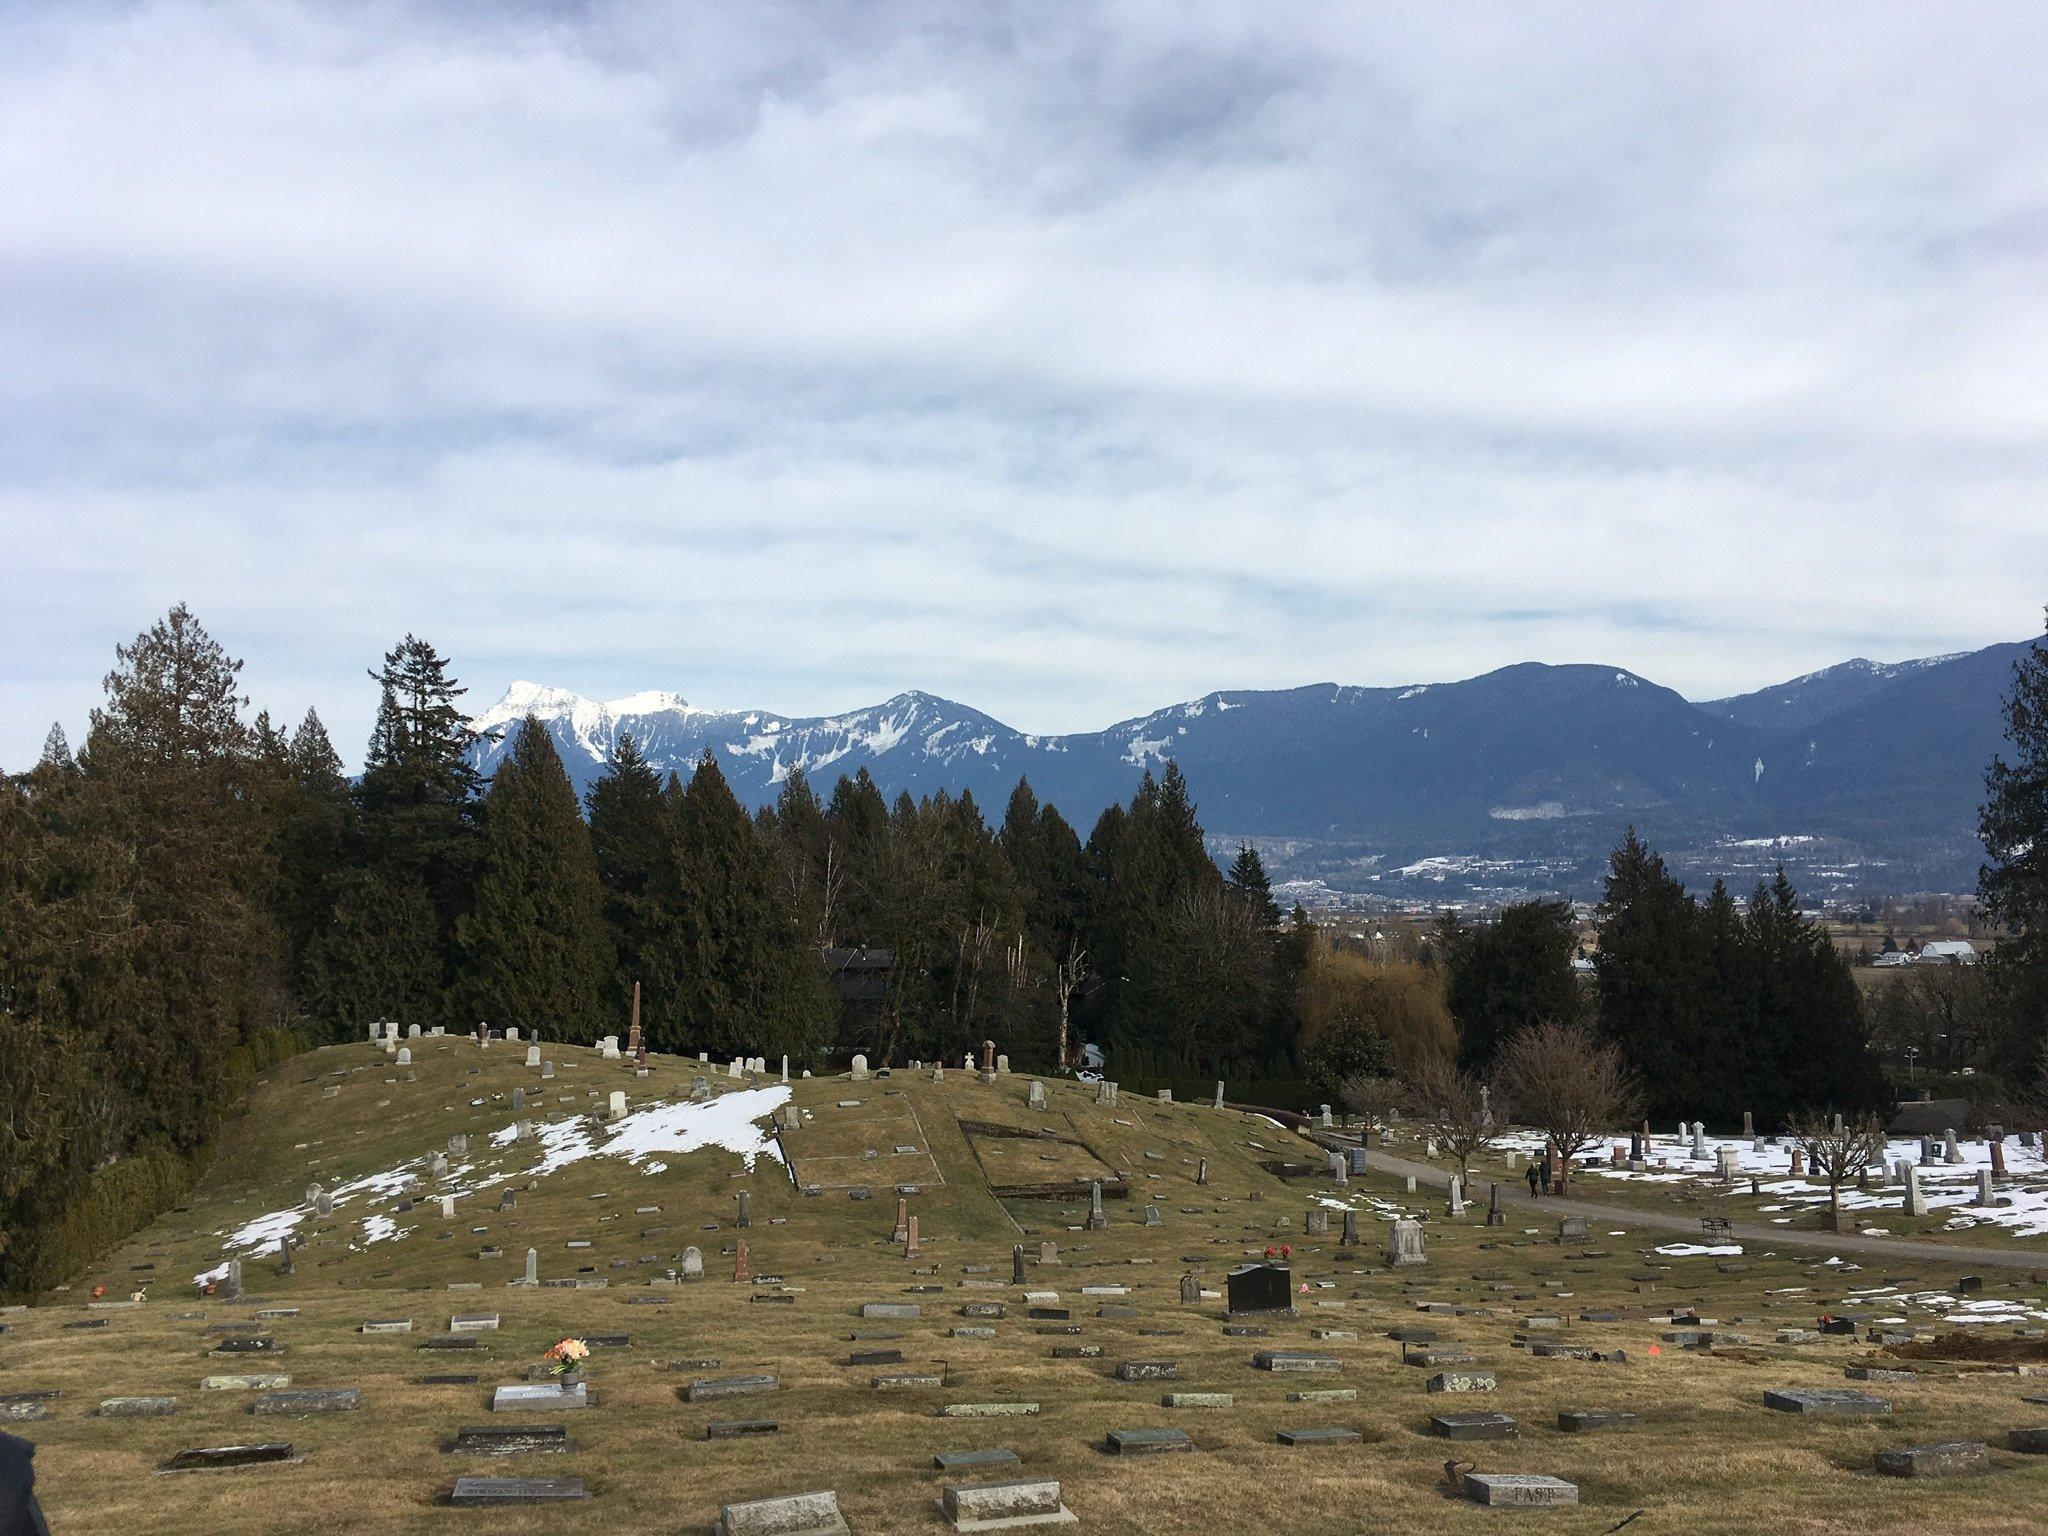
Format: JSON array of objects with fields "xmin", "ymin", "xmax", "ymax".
[{"xmin": 1, "ymin": 1027, "xmax": 309, "ymax": 1300}]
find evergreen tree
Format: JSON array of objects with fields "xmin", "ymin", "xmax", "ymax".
[
  {"xmin": 1444, "ymin": 898, "xmax": 1581, "ymax": 1071},
  {"xmin": 459, "ymin": 717, "xmax": 613, "ymax": 1039},
  {"xmin": 1591, "ymin": 830, "xmax": 1706, "ymax": 1114},
  {"xmin": 1226, "ymin": 843, "xmax": 1281, "ymax": 932},
  {"xmin": 342, "ymin": 635, "xmax": 480, "ymax": 1027},
  {"xmin": 762, "ymin": 767, "xmax": 841, "ymax": 946},
  {"xmin": 587, "ymin": 732, "xmax": 671, "ymax": 1022},
  {"xmin": 81, "ymin": 605, "xmax": 284, "ymax": 1146},
  {"xmin": 275, "ymin": 709, "xmax": 357, "ymax": 1032},
  {"xmin": 1980, "ymin": 622, "xmax": 2048, "ymax": 1080},
  {"xmin": 37, "ymin": 723, "xmax": 75, "ymax": 774},
  {"xmin": 1745, "ymin": 868, "xmax": 1885, "ymax": 1121},
  {"xmin": 651, "ymin": 753, "xmax": 830, "ymax": 1061}
]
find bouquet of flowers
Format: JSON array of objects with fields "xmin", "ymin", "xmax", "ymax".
[{"xmin": 541, "ymin": 1337, "xmax": 590, "ymax": 1378}]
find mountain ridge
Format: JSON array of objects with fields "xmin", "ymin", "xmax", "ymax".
[{"xmin": 468, "ymin": 637, "xmax": 2043, "ymax": 903}]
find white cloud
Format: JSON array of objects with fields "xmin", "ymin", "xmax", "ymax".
[{"xmin": 3, "ymin": 1, "xmax": 2046, "ymax": 765}]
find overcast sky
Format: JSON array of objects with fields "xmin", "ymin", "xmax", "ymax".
[{"xmin": 5, "ymin": 3, "xmax": 2046, "ymax": 767}]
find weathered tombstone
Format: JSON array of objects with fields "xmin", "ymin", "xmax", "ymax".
[
  {"xmin": 1330, "ymin": 1152, "xmax": 1348, "ymax": 1188},
  {"xmin": 1875, "ymin": 1441, "xmax": 1991, "ymax": 1479},
  {"xmin": 1304, "ymin": 1209, "xmax": 1328, "ymax": 1237},
  {"xmin": 314, "ymin": 1187, "xmax": 333, "ymax": 1218},
  {"xmin": 714, "ymin": 1489, "xmax": 851, "ymax": 1536},
  {"xmin": 1012, "ymin": 1245, "xmax": 1027, "ymax": 1285},
  {"xmin": 524, "ymin": 1045, "xmax": 540, "ymax": 1068},
  {"xmin": 1348, "ymin": 1148, "xmax": 1368, "ymax": 1176},
  {"xmin": 1991, "ymin": 1140, "xmax": 2009, "ymax": 1179},
  {"xmin": 396, "ymin": 1047, "xmax": 412, "ymax": 1067},
  {"xmin": 439, "ymin": 1194, "xmax": 456, "ymax": 1220},
  {"xmin": 737, "ymin": 1191, "xmax": 751, "ymax": 1229},
  {"xmin": 1690, "ymin": 1122, "xmax": 1707, "ymax": 1160},
  {"xmin": 681, "ymin": 1247, "xmax": 704, "ymax": 1281},
  {"xmin": 1096, "ymin": 1081, "xmax": 1116, "ymax": 1107},
  {"xmin": 1196, "ymin": 1157, "xmax": 1209, "ymax": 1186},
  {"xmin": 540, "ymin": 1060, "xmax": 554, "ymax": 1080},
  {"xmin": 733, "ymin": 1239, "xmax": 749, "ymax": 1283},
  {"xmin": 1446, "ymin": 1176, "xmax": 1464, "ymax": 1215},
  {"xmin": 1213, "ymin": 1081, "xmax": 1225, "ymax": 1109},
  {"xmin": 905, "ymin": 1215, "xmax": 921, "ymax": 1257},
  {"xmin": 1038, "ymin": 1241, "xmax": 1058, "ymax": 1266},
  {"xmin": 1028, "ymin": 1081, "xmax": 1048, "ymax": 1112},
  {"xmin": 1319, "ymin": 1104, "xmax": 1334, "ymax": 1129},
  {"xmin": 222, "ymin": 1259, "xmax": 243, "ymax": 1300},
  {"xmin": 692, "ymin": 1076, "xmax": 711, "ymax": 1101},
  {"xmin": 1716, "ymin": 1146, "xmax": 1741, "ymax": 1182},
  {"xmin": 1944, "ymin": 1128, "xmax": 1963, "ymax": 1164},
  {"xmin": 1557, "ymin": 1216, "xmax": 1588, "ymax": 1244},
  {"xmin": 1904, "ymin": 1166, "xmax": 1928, "ymax": 1218},
  {"xmin": 1975, "ymin": 1168, "xmax": 1996, "ymax": 1206},
  {"xmin": 781, "ymin": 1055, "xmax": 790, "ymax": 1084},
  {"xmin": 277, "ymin": 1235, "xmax": 294, "ymax": 1276},
  {"xmin": 1742, "ymin": 1110, "xmax": 1754, "ymax": 1137},
  {"xmin": 524, "ymin": 1248, "xmax": 538, "ymax": 1285},
  {"xmin": 1485, "ymin": 1182, "xmax": 1505, "ymax": 1227},
  {"xmin": 1463, "ymin": 1475, "xmax": 1577, "ymax": 1508},
  {"xmin": 1341, "ymin": 1209, "xmax": 1358, "ymax": 1247},
  {"xmin": 1086, "ymin": 1182, "xmax": 1106, "ymax": 1232},
  {"xmin": 1386, "ymin": 1218, "xmax": 1426, "ymax": 1268},
  {"xmin": 850, "ymin": 1054, "xmax": 869, "ymax": 1082},
  {"xmin": 431, "ymin": 1153, "xmax": 449, "ymax": 1177},
  {"xmin": 940, "ymin": 1477, "xmax": 1072, "ymax": 1531},
  {"xmin": 1179, "ymin": 1273, "xmax": 1200, "ymax": 1305},
  {"xmin": 513, "ymin": 1087, "xmax": 526, "ymax": 1111},
  {"xmin": 1156, "ymin": 1088, "xmax": 1172, "ymax": 1103},
  {"xmin": 607, "ymin": 1090, "xmax": 627, "ymax": 1121}
]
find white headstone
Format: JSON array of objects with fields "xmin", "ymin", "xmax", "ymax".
[
  {"xmin": 851, "ymin": 1054, "xmax": 869, "ymax": 1081},
  {"xmin": 608, "ymin": 1090, "xmax": 627, "ymax": 1121},
  {"xmin": 525, "ymin": 1045, "xmax": 541, "ymax": 1068},
  {"xmin": 396, "ymin": 1047, "xmax": 411, "ymax": 1066}
]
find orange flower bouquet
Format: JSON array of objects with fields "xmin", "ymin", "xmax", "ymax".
[{"xmin": 541, "ymin": 1337, "xmax": 590, "ymax": 1380}]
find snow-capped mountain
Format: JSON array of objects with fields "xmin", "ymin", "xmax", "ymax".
[
  {"xmin": 468, "ymin": 635, "xmax": 2042, "ymax": 899},
  {"xmin": 1698, "ymin": 653, "xmax": 1966, "ymax": 731}
]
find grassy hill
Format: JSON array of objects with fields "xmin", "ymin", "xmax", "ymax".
[{"xmin": 7, "ymin": 1037, "xmax": 2048, "ymax": 1534}]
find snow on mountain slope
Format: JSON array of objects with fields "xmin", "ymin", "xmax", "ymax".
[{"xmin": 463, "ymin": 634, "xmax": 2039, "ymax": 898}]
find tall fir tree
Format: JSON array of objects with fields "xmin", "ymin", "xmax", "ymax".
[
  {"xmin": 80, "ymin": 605, "xmax": 285, "ymax": 1146},
  {"xmin": 1591, "ymin": 830, "xmax": 1706, "ymax": 1114},
  {"xmin": 1745, "ymin": 868, "xmax": 1885, "ymax": 1121},
  {"xmin": 459, "ymin": 717, "xmax": 613, "ymax": 1039},
  {"xmin": 651, "ymin": 753, "xmax": 830, "ymax": 1061},
  {"xmin": 587, "ymin": 732, "xmax": 671, "ymax": 1025},
  {"xmin": 274, "ymin": 708, "xmax": 357, "ymax": 1033},
  {"xmin": 1980, "ymin": 621, "xmax": 2048, "ymax": 1081},
  {"xmin": 1444, "ymin": 898, "xmax": 1581, "ymax": 1071},
  {"xmin": 341, "ymin": 635, "xmax": 480, "ymax": 1027}
]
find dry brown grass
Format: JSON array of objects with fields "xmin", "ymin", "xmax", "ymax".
[{"xmin": 6, "ymin": 1041, "xmax": 2047, "ymax": 1534}]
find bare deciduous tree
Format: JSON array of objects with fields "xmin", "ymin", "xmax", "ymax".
[
  {"xmin": 1492, "ymin": 1019, "xmax": 1642, "ymax": 1194},
  {"xmin": 1401, "ymin": 1056, "xmax": 1502, "ymax": 1188},
  {"xmin": 1053, "ymin": 937, "xmax": 1088, "ymax": 1071},
  {"xmin": 1787, "ymin": 1111, "xmax": 1891, "ymax": 1230},
  {"xmin": 1338, "ymin": 1072, "xmax": 1401, "ymax": 1146}
]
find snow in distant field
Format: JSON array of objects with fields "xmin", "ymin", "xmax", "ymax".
[
  {"xmin": 1491, "ymin": 1127, "xmax": 2048, "ymax": 1239},
  {"xmin": 1655, "ymin": 1243, "xmax": 1743, "ymax": 1257}
]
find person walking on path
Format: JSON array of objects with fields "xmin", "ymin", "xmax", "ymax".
[{"xmin": 1525, "ymin": 1162, "xmax": 1543, "ymax": 1199}]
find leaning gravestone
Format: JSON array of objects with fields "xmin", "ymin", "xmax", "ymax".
[{"xmin": 715, "ymin": 1489, "xmax": 853, "ymax": 1536}]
